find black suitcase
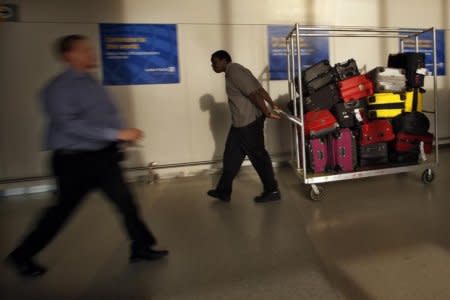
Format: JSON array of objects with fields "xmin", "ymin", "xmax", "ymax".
[
  {"xmin": 334, "ymin": 59, "xmax": 359, "ymax": 81},
  {"xmin": 306, "ymin": 72, "xmax": 336, "ymax": 93},
  {"xmin": 287, "ymin": 97, "xmax": 307, "ymax": 115},
  {"xmin": 302, "ymin": 60, "xmax": 333, "ymax": 83},
  {"xmin": 287, "ymin": 98, "xmax": 298, "ymax": 115},
  {"xmin": 391, "ymin": 111, "xmax": 430, "ymax": 135},
  {"xmin": 332, "ymin": 99, "xmax": 368, "ymax": 128},
  {"xmin": 388, "ymin": 52, "xmax": 426, "ymax": 88},
  {"xmin": 305, "ymin": 83, "xmax": 340, "ymax": 111},
  {"xmin": 294, "ymin": 76, "xmax": 310, "ymax": 97},
  {"xmin": 359, "ymin": 142, "xmax": 389, "ymax": 167},
  {"xmin": 388, "ymin": 151, "xmax": 419, "ymax": 164}
]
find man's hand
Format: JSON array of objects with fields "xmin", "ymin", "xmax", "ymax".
[
  {"xmin": 267, "ymin": 111, "xmax": 281, "ymax": 120},
  {"xmin": 117, "ymin": 128, "xmax": 144, "ymax": 142}
]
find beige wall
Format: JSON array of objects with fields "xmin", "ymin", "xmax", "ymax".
[{"xmin": 0, "ymin": 0, "xmax": 449, "ymax": 179}]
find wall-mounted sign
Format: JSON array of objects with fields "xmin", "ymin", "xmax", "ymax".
[
  {"xmin": 100, "ymin": 24, "xmax": 180, "ymax": 85},
  {"xmin": 268, "ymin": 25, "xmax": 329, "ymax": 80},
  {"xmin": 401, "ymin": 29, "xmax": 446, "ymax": 76}
]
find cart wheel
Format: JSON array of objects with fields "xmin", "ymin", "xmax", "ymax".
[
  {"xmin": 422, "ymin": 169, "xmax": 434, "ymax": 184},
  {"xmin": 309, "ymin": 185, "xmax": 324, "ymax": 201}
]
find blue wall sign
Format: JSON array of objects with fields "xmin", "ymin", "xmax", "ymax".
[
  {"xmin": 401, "ymin": 29, "xmax": 446, "ymax": 76},
  {"xmin": 100, "ymin": 24, "xmax": 180, "ymax": 85},
  {"xmin": 268, "ymin": 25, "xmax": 329, "ymax": 80}
]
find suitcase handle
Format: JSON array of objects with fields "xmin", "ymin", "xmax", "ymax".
[
  {"xmin": 318, "ymin": 151, "xmax": 324, "ymax": 160},
  {"xmin": 400, "ymin": 93, "xmax": 406, "ymax": 101},
  {"xmin": 412, "ymin": 88, "xmax": 418, "ymax": 111}
]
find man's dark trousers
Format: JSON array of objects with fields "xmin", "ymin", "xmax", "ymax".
[
  {"xmin": 215, "ymin": 116, "xmax": 278, "ymax": 196},
  {"xmin": 11, "ymin": 144, "xmax": 156, "ymax": 260}
]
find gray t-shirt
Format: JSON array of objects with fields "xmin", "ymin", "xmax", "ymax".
[{"xmin": 225, "ymin": 63, "xmax": 263, "ymax": 128}]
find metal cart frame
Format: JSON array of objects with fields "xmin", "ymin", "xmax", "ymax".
[{"xmin": 285, "ymin": 24, "xmax": 439, "ymax": 201}]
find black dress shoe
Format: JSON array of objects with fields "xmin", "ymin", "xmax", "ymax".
[
  {"xmin": 254, "ymin": 190, "xmax": 281, "ymax": 203},
  {"xmin": 5, "ymin": 254, "xmax": 47, "ymax": 277},
  {"xmin": 130, "ymin": 247, "xmax": 169, "ymax": 263},
  {"xmin": 207, "ymin": 189, "xmax": 231, "ymax": 202}
]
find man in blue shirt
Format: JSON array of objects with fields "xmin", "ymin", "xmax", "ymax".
[{"xmin": 6, "ymin": 35, "xmax": 168, "ymax": 277}]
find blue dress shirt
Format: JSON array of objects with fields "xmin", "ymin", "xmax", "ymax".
[{"xmin": 42, "ymin": 68, "xmax": 123, "ymax": 150}]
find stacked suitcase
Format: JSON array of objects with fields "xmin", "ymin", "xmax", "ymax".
[{"xmin": 289, "ymin": 53, "xmax": 433, "ymax": 174}]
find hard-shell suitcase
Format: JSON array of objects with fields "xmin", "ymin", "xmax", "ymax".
[
  {"xmin": 367, "ymin": 89, "xmax": 424, "ymax": 119},
  {"xmin": 294, "ymin": 76, "xmax": 309, "ymax": 97},
  {"xmin": 287, "ymin": 98, "xmax": 299, "ymax": 115},
  {"xmin": 304, "ymin": 110, "xmax": 339, "ymax": 138},
  {"xmin": 367, "ymin": 92, "xmax": 406, "ymax": 119},
  {"xmin": 302, "ymin": 60, "xmax": 333, "ymax": 83},
  {"xmin": 359, "ymin": 142, "xmax": 389, "ymax": 167},
  {"xmin": 306, "ymin": 72, "xmax": 336, "ymax": 93},
  {"xmin": 366, "ymin": 67, "xmax": 406, "ymax": 92},
  {"xmin": 332, "ymin": 103, "xmax": 354, "ymax": 128},
  {"xmin": 393, "ymin": 132, "xmax": 433, "ymax": 154},
  {"xmin": 405, "ymin": 88, "xmax": 424, "ymax": 112},
  {"xmin": 306, "ymin": 137, "xmax": 328, "ymax": 173},
  {"xmin": 339, "ymin": 75, "xmax": 374, "ymax": 102},
  {"xmin": 391, "ymin": 111, "xmax": 430, "ymax": 135},
  {"xmin": 332, "ymin": 99, "xmax": 368, "ymax": 128},
  {"xmin": 334, "ymin": 59, "xmax": 360, "ymax": 81},
  {"xmin": 389, "ymin": 152, "xmax": 419, "ymax": 164},
  {"xmin": 329, "ymin": 128, "xmax": 357, "ymax": 172},
  {"xmin": 360, "ymin": 120, "xmax": 395, "ymax": 146},
  {"xmin": 388, "ymin": 52, "xmax": 426, "ymax": 88},
  {"xmin": 304, "ymin": 83, "xmax": 341, "ymax": 112},
  {"xmin": 287, "ymin": 97, "xmax": 311, "ymax": 116}
]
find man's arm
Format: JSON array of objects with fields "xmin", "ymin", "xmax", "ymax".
[
  {"xmin": 227, "ymin": 65, "xmax": 280, "ymax": 119},
  {"xmin": 254, "ymin": 88, "xmax": 279, "ymax": 110},
  {"xmin": 43, "ymin": 88, "xmax": 142, "ymax": 142},
  {"xmin": 248, "ymin": 88, "xmax": 280, "ymax": 120}
]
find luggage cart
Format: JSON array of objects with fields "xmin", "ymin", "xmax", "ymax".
[{"xmin": 284, "ymin": 24, "xmax": 439, "ymax": 201}]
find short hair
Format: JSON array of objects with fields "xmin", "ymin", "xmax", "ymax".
[
  {"xmin": 211, "ymin": 50, "xmax": 232, "ymax": 63},
  {"xmin": 57, "ymin": 34, "xmax": 87, "ymax": 56}
]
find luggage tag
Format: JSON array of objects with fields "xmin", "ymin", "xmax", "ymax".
[
  {"xmin": 416, "ymin": 68, "xmax": 428, "ymax": 76},
  {"xmin": 419, "ymin": 141, "xmax": 427, "ymax": 162},
  {"xmin": 354, "ymin": 109, "xmax": 363, "ymax": 123}
]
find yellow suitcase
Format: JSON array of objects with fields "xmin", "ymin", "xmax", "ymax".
[
  {"xmin": 404, "ymin": 89, "xmax": 424, "ymax": 112},
  {"xmin": 367, "ymin": 89, "xmax": 423, "ymax": 119}
]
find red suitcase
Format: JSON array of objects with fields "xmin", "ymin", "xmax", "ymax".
[
  {"xmin": 360, "ymin": 120, "xmax": 395, "ymax": 146},
  {"xmin": 394, "ymin": 132, "xmax": 433, "ymax": 154},
  {"xmin": 339, "ymin": 75, "xmax": 374, "ymax": 103},
  {"xmin": 304, "ymin": 110, "xmax": 339, "ymax": 138}
]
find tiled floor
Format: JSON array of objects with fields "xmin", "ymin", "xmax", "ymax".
[{"xmin": 0, "ymin": 148, "xmax": 449, "ymax": 300}]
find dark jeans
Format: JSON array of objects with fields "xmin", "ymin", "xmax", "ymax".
[
  {"xmin": 11, "ymin": 144, "xmax": 156, "ymax": 260},
  {"xmin": 216, "ymin": 116, "xmax": 278, "ymax": 195}
]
